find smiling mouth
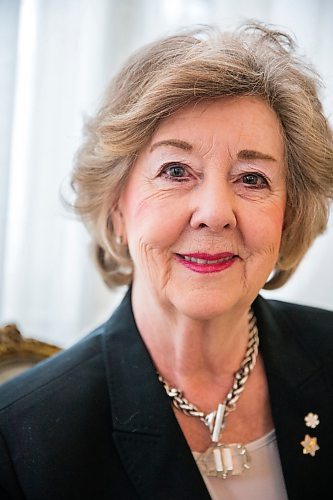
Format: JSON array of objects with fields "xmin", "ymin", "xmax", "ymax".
[
  {"xmin": 176, "ymin": 252, "xmax": 237, "ymax": 263},
  {"xmin": 181, "ymin": 255, "xmax": 235, "ymax": 264},
  {"xmin": 175, "ymin": 253, "xmax": 238, "ymax": 273}
]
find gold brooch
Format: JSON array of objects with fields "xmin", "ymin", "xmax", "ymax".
[{"xmin": 301, "ymin": 434, "xmax": 320, "ymax": 457}]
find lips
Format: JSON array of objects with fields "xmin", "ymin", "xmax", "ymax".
[{"xmin": 175, "ymin": 252, "xmax": 238, "ymax": 273}]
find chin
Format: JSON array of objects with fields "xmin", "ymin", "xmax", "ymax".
[{"xmin": 169, "ymin": 294, "xmax": 238, "ymax": 321}]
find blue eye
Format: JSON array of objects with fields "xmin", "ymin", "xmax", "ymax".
[
  {"xmin": 160, "ymin": 163, "xmax": 189, "ymax": 181},
  {"xmin": 242, "ymin": 173, "xmax": 268, "ymax": 188},
  {"xmin": 165, "ymin": 164, "xmax": 186, "ymax": 177}
]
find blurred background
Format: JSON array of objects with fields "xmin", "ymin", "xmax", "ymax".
[{"xmin": 1, "ymin": 0, "xmax": 332, "ymax": 348}]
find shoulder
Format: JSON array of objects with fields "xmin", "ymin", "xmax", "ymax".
[
  {"xmin": 260, "ymin": 297, "xmax": 333, "ymax": 330},
  {"xmin": 254, "ymin": 295, "xmax": 333, "ymax": 357},
  {"xmin": 0, "ymin": 323, "xmax": 106, "ymax": 413},
  {"xmin": 266, "ymin": 297, "xmax": 332, "ymax": 323},
  {"xmin": 0, "ymin": 289, "xmax": 133, "ymax": 414}
]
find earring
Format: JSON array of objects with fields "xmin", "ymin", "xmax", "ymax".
[{"xmin": 115, "ymin": 235, "xmax": 123, "ymax": 245}]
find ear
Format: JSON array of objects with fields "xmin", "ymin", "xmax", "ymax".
[{"xmin": 111, "ymin": 202, "xmax": 128, "ymax": 245}]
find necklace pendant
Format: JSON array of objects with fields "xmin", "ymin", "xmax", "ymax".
[
  {"xmin": 195, "ymin": 443, "xmax": 251, "ymax": 479},
  {"xmin": 213, "ymin": 445, "xmax": 233, "ymax": 478},
  {"xmin": 205, "ymin": 403, "xmax": 226, "ymax": 436},
  {"xmin": 212, "ymin": 403, "xmax": 225, "ymax": 442}
]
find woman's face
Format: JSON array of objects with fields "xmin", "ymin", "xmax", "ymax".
[{"xmin": 116, "ymin": 97, "xmax": 286, "ymax": 319}]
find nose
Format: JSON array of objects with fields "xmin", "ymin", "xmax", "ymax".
[{"xmin": 190, "ymin": 176, "xmax": 237, "ymax": 232}]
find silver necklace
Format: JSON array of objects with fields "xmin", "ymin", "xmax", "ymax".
[{"xmin": 158, "ymin": 308, "xmax": 259, "ymax": 479}]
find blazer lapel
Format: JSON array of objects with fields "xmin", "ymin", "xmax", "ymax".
[
  {"xmin": 101, "ymin": 290, "xmax": 210, "ymax": 500},
  {"xmin": 254, "ymin": 296, "xmax": 333, "ymax": 499}
]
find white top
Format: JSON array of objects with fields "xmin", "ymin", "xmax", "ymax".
[{"xmin": 192, "ymin": 430, "xmax": 288, "ymax": 500}]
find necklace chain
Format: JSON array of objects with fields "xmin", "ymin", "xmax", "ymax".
[{"xmin": 158, "ymin": 308, "xmax": 259, "ymax": 432}]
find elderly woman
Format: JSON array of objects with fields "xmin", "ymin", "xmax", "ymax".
[{"xmin": 0, "ymin": 22, "xmax": 333, "ymax": 500}]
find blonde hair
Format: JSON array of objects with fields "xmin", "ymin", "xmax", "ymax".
[{"xmin": 71, "ymin": 22, "xmax": 333, "ymax": 289}]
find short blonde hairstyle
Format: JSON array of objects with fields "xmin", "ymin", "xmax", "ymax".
[{"xmin": 71, "ymin": 22, "xmax": 333, "ymax": 289}]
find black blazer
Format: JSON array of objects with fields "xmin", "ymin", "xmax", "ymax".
[{"xmin": 0, "ymin": 290, "xmax": 333, "ymax": 500}]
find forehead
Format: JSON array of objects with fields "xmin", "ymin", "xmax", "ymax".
[{"xmin": 147, "ymin": 96, "xmax": 284, "ymax": 158}]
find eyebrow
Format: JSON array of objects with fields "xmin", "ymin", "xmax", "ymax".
[
  {"xmin": 237, "ymin": 149, "xmax": 277, "ymax": 162},
  {"xmin": 149, "ymin": 142, "xmax": 277, "ymax": 162},
  {"xmin": 150, "ymin": 139, "xmax": 193, "ymax": 152}
]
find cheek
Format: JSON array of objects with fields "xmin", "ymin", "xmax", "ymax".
[
  {"xmin": 245, "ymin": 204, "xmax": 285, "ymax": 257},
  {"xmin": 122, "ymin": 189, "xmax": 187, "ymax": 251}
]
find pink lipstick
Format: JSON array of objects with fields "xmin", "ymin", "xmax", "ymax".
[{"xmin": 175, "ymin": 252, "xmax": 237, "ymax": 273}]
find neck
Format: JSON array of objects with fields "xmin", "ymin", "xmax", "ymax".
[{"xmin": 131, "ymin": 282, "xmax": 251, "ymax": 393}]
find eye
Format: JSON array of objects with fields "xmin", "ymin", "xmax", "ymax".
[
  {"xmin": 242, "ymin": 173, "xmax": 268, "ymax": 189},
  {"xmin": 160, "ymin": 163, "xmax": 190, "ymax": 181}
]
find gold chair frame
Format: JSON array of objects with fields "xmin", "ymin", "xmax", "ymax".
[{"xmin": 0, "ymin": 324, "xmax": 61, "ymax": 383}]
